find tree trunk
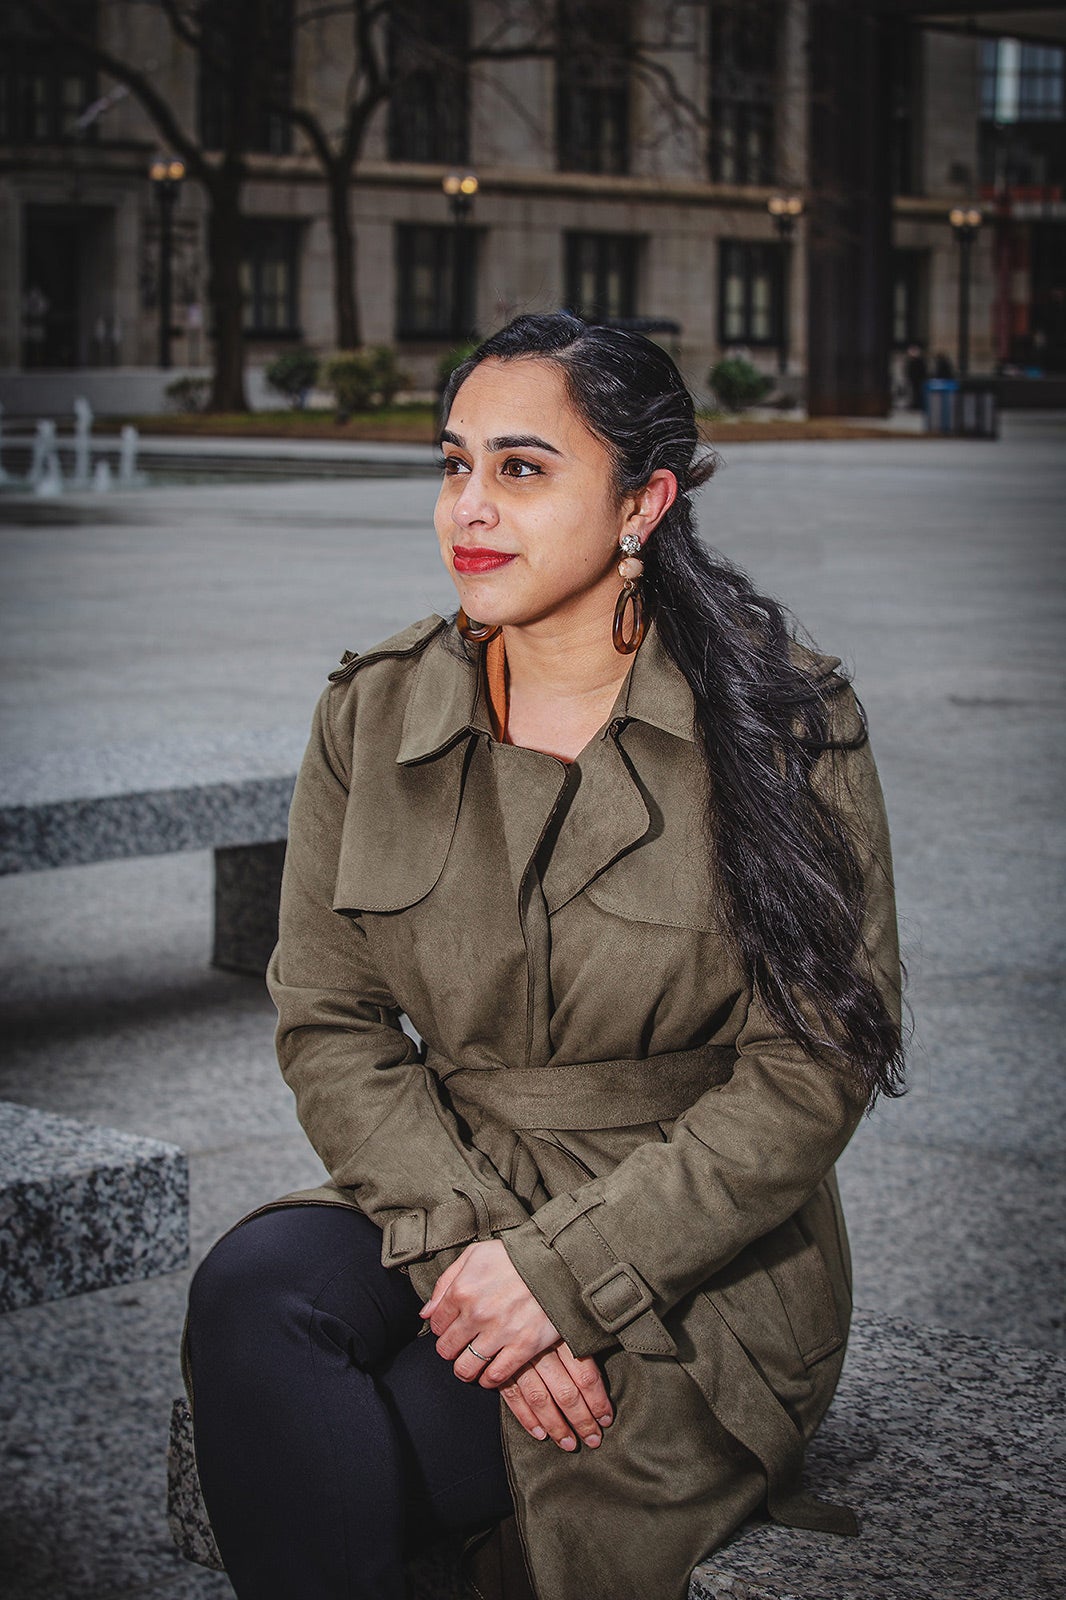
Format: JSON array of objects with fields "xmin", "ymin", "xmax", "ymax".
[
  {"xmin": 205, "ymin": 169, "xmax": 250, "ymax": 412},
  {"xmin": 327, "ymin": 165, "xmax": 360, "ymax": 349}
]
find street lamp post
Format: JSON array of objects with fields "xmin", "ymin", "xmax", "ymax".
[
  {"xmin": 442, "ymin": 171, "xmax": 478, "ymax": 343},
  {"xmin": 767, "ymin": 194, "xmax": 804, "ymax": 375},
  {"xmin": 949, "ymin": 206, "xmax": 983, "ymax": 378},
  {"xmin": 149, "ymin": 157, "xmax": 186, "ymax": 370}
]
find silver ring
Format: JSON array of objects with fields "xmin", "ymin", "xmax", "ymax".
[{"xmin": 467, "ymin": 1343, "xmax": 492, "ymax": 1363}]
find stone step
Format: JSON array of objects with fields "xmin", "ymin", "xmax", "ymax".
[
  {"xmin": 167, "ymin": 1310, "xmax": 1065, "ymax": 1599},
  {"xmin": 0, "ymin": 1102, "xmax": 189, "ymax": 1312}
]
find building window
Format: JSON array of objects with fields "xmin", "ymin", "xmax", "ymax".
[
  {"xmin": 891, "ymin": 249, "xmax": 927, "ymax": 348},
  {"xmin": 564, "ymin": 233, "xmax": 639, "ymax": 321},
  {"xmin": 241, "ymin": 221, "xmax": 301, "ymax": 335},
  {"xmin": 718, "ymin": 240, "xmax": 783, "ymax": 345},
  {"xmin": 979, "ymin": 37, "xmax": 1066, "ymax": 190},
  {"xmin": 709, "ymin": 1, "xmax": 779, "ymax": 186},
  {"xmin": 1, "ymin": 1, "xmax": 97, "ymax": 145},
  {"xmin": 395, "ymin": 224, "xmax": 478, "ymax": 341},
  {"xmin": 200, "ymin": 0, "xmax": 294, "ymax": 155},
  {"xmin": 981, "ymin": 38, "xmax": 1065, "ymax": 123},
  {"xmin": 557, "ymin": 0, "xmax": 631, "ymax": 175},
  {"xmin": 388, "ymin": 0, "xmax": 469, "ymax": 164}
]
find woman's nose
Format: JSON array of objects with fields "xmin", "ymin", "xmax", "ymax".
[{"xmin": 452, "ymin": 466, "xmax": 498, "ymax": 529}]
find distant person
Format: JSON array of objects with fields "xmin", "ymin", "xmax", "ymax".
[
  {"xmin": 933, "ymin": 352, "xmax": 955, "ymax": 381},
  {"xmin": 905, "ymin": 343, "xmax": 928, "ymax": 409},
  {"xmin": 185, "ymin": 313, "xmax": 904, "ymax": 1600}
]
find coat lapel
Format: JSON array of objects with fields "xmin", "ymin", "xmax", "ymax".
[{"xmin": 540, "ymin": 733, "xmax": 651, "ymax": 914}]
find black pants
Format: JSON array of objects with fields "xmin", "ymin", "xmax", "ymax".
[{"xmin": 185, "ymin": 1205, "xmax": 514, "ymax": 1599}]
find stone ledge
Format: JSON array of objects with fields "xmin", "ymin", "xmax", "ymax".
[
  {"xmin": 168, "ymin": 1311, "xmax": 1066, "ymax": 1599},
  {"xmin": 0, "ymin": 1102, "xmax": 189, "ymax": 1312},
  {"xmin": 691, "ymin": 1313, "xmax": 1064, "ymax": 1600},
  {"xmin": 0, "ymin": 778, "xmax": 294, "ymax": 874}
]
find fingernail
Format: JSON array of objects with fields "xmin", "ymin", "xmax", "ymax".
[
  {"xmin": 582, "ymin": 1433, "xmax": 601, "ymax": 1448},
  {"xmin": 597, "ymin": 1413, "xmax": 612, "ymax": 1426},
  {"xmin": 559, "ymin": 1435, "xmax": 577, "ymax": 1451},
  {"xmin": 531, "ymin": 1427, "xmax": 547, "ymax": 1440}
]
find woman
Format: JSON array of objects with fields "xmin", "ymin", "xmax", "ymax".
[{"xmin": 186, "ymin": 313, "xmax": 903, "ymax": 1600}]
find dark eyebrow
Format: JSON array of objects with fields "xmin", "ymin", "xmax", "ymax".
[
  {"xmin": 486, "ymin": 433, "xmax": 562, "ymax": 456},
  {"xmin": 437, "ymin": 428, "xmax": 563, "ymax": 457}
]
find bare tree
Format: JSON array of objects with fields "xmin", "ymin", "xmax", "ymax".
[
  {"xmin": 20, "ymin": 0, "xmax": 286, "ymax": 411},
  {"xmin": 14, "ymin": 1, "xmax": 714, "ymax": 404},
  {"xmin": 285, "ymin": 0, "xmax": 708, "ymax": 351}
]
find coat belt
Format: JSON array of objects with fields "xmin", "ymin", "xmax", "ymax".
[{"xmin": 430, "ymin": 1041, "xmax": 737, "ymax": 1131}]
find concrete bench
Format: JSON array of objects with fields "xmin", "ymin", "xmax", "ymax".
[
  {"xmin": 167, "ymin": 1309, "xmax": 1065, "ymax": 1598},
  {"xmin": 0, "ymin": 1101, "xmax": 188, "ymax": 1312},
  {"xmin": 0, "ymin": 731, "xmax": 303, "ymax": 974}
]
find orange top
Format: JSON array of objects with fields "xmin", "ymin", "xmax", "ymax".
[
  {"xmin": 483, "ymin": 632, "xmax": 572, "ymax": 763},
  {"xmin": 484, "ymin": 632, "xmax": 508, "ymax": 742}
]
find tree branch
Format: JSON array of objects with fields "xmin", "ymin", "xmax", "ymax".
[
  {"xmin": 157, "ymin": 0, "xmax": 203, "ymax": 53},
  {"xmin": 22, "ymin": 0, "xmax": 211, "ymax": 181}
]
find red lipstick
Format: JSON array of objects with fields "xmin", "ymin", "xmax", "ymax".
[{"xmin": 452, "ymin": 546, "xmax": 517, "ymax": 574}]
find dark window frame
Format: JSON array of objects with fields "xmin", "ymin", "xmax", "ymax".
[
  {"xmin": 199, "ymin": 0, "xmax": 294, "ymax": 156},
  {"xmin": 563, "ymin": 231, "xmax": 640, "ymax": 321},
  {"xmin": 241, "ymin": 218, "xmax": 302, "ymax": 338},
  {"xmin": 395, "ymin": 222, "xmax": 479, "ymax": 343},
  {"xmin": 1, "ymin": 1, "xmax": 98, "ymax": 146},
  {"xmin": 556, "ymin": 0, "xmax": 632, "ymax": 176},
  {"xmin": 718, "ymin": 239, "xmax": 785, "ymax": 347},
  {"xmin": 387, "ymin": 0, "xmax": 470, "ymax": 164},
  {"xmin": 709, "ymin": 0, "xmax": 780, "ymax": 186},
  {"xmin": 891, "ymin": 248, "xmax": 928, "ymax": 349}
]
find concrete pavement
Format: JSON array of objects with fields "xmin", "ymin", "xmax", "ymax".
[{"xmin": 0, "ymin": 412, "xmax": 1063, "ymax": 1596}]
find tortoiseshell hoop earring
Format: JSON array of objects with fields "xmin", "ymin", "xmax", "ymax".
[
  {"xmin": 612, "ymin": 533, "xmax": 646, "ymax": 655},
  {"xmin": 457, "ymin": 608, "xmax": 501, "ymax": 643}
]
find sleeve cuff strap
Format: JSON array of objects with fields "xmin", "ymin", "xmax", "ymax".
[{"xmin": 380, "ymin": 1187, "xmax": 530, "ymax": 1269}]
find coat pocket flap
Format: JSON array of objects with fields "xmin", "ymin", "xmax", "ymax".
[
  {"xmin": 333, "ymin": 739, "xmax": 468, "ymax": 913},
  {"xmin": 752, "ymin": 1214, "xmax": 844, "ymax": 1367}
]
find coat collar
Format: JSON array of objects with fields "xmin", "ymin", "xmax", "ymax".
[{"xmin": 396, "ymin": 615, "xmax": 695, "ymax": 765}]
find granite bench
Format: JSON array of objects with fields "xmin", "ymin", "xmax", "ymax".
[
  {"xmin": 0, "ymin": 1101, "xmax": 188, "ymax": 1312},
  {"xmin": 166, "ymin": 1309, "xmax": 1065, "ymax": 1599},
  {"xmin": 0, "ymin": 731, "xmax": 304, "ymax": 974}
]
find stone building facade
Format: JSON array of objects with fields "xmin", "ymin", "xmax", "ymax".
[{"xmin": 2, "ymin": 1, "xmax": 1063, "ymax": 407}]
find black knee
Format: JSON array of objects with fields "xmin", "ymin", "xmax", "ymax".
[{"xmin": 187, "ymin": 1205, "xmax": 420, "ymax": 1378}]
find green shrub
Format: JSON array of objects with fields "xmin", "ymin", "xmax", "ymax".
[
  {"xmin": 264, "ymin": 347, "xmax": 319, "ymax": 408},
  {"xmin": 708, "ymin": 357, "xmax": 774, "ymax": 413},
  {"xmin": 164, "ymin": 375, "xmax": 210, "ymax": 413},
  {"xmin": 322, "ymin": 347, "xmax": 412, "ymax": 417},
  {"xmin": 368, "ymin": 345, "xmax": 410, "ymax": 407}
]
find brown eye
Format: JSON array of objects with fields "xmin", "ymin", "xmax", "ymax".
[{"xmin": 501, "ymin": 457, "xmax": 540, "ymax": 479}]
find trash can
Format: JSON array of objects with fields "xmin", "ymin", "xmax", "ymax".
[
  {"xmin": 924, "ymin": 378, "xmax": 959, "ymax": 434},
  {"xmin": 924, "ymin": 377, "xmax": 999, "ymax": 439},
  {"xmin": 956, "ymin": 377, "xmax": 999, "ymax": 439}
]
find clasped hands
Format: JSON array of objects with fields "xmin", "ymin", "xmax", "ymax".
[{"xmin": 420, "ymin": 1239, "xmax": 612, "ymax": 1452}]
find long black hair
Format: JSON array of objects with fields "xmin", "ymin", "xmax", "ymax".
[{"xmin": 442, "ymin": 312, "xmax": 904, "ymax": 1102}]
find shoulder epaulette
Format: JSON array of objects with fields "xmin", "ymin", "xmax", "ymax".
[{"xmin": 327, "ymin": 615, "xmax": 450, "ymax": 683}]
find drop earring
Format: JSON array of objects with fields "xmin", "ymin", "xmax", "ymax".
[
  {"xmin": 612, "ymin": 532, "xmax": 646, "ymax": 655},
  {"xmin": 456, "ymin": 608, "xmax": 501, "ymax": 643}
]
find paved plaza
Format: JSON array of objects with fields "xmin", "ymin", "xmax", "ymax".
[{"xmin": 1, "ymin": 414, "xmax": 1064, "ymax": 1597}]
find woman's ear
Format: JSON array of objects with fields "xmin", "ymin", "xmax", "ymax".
[{"xmin": 625, "ymin": 469, "xmax": 678, "ymax": 543}]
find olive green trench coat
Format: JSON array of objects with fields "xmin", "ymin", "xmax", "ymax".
[{"xmin": 265, "ymin": 613, "xmax": 900, "ymax": 1600}]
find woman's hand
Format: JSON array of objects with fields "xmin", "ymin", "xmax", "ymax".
[
  {"xmin": 499, "ymin": 1346, "xmax": 613, "ymax": 1452},
  {"xmin": 421, "ymin": 1240, "xmax": 559, "ymax": 1384}
]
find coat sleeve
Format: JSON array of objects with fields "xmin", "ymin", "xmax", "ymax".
[
  {"xmin": 268, "ymin": 683, "xmax": 529, "ymax": 1301},
  {"xmin": 502, "ymin": 711, "xmax": 902, "ymax": 1359}
]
